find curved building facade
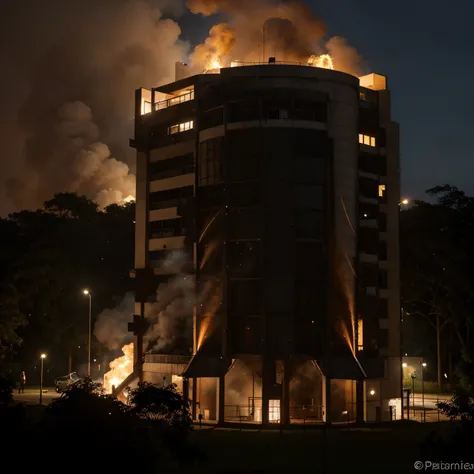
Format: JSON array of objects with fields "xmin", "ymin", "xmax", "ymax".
[{"xmin": 131, "ymin": 62, "xmax": 401, "ymax": 425}]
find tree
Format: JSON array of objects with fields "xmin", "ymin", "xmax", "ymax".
[{"xmin": 401, "ymin": 185, "xmax": 474, "ymax": 390}]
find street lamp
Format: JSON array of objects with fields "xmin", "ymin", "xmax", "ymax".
[
  {"xmin": 40, "ymin": 354, "xmax": 46, "ymax": 405},
  {"xmin": 422, "ymin": 362, "xmax": 427, "ymax": 422},
  {"xmin": 401, "ymin": 199, "xmax": 409, "ymax": 205},
  {"xmin": 411, "ymin": 372, "xmax": 417, "ymax": 418},
  {"xmin": 83, "ymin": 289, "xmax": 92, "ymax": 377}
]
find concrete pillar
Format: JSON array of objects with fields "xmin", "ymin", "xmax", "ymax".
[
  {"xmin": 261, "ymin": 357, "xmax": 273, "ymax": 425},
  {"xmin": 192, "ymin": 377, "xmax": 197, "ymax": 420},
  {"xmin": 183, "ymin": 378, "xmax": 189, "ymax": 404},
  {"xmin": 325, "ymin": 377, "xmax": 332, "ymax": 424},
  {"xmin": 356, "ymin": 380, "xmax": 366, "ymax": 423},
  {"xmin": 321, "ymin": 375, "xmax": 327, "ymax": 422},
  {"xmin": 281, "ymin": 359, "xmax": 290, "ymax": 425},
  {"xmin": 217, "ymin": 376, "xmax": 225, "ymax": 424}
]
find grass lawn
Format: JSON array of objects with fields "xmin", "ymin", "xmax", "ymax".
[{"xmin": 188, "ymin": 421, "xmax": 457, "ymax": 473}]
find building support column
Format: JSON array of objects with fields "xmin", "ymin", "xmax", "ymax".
[
  {"xmin": 217, "ymin": 376, "xmax": 225, "ymax": 424},
  {"xmin": 192, "ymin": 377, "xmax": 197, "ymax": 420},
  {"xmin": 325, "ymin": 377, "xmax": 332, "ymax": 424},
  {"xmin": 281, "ymin": 359, "xmax": 290, "ymax": 425},
  {"xmin": 356, "ymin": 379, "xmax": 366, "ymax": 424},
  {"xmin": 261, "ymin": 357, "xmax": 273, "ymax": 425},
  {"xmin": 183, "ymin": 378, "xmax": 189, "ymax": 404}
]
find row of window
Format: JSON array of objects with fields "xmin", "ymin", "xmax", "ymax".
[
  {"xmin": 168, "ymin": 120, "xmax": 194, "ymax": 135},
  {"xmin": 359, "ymin": 134, "xmax": 376, "ymax": 147},
  {"xmin": 149, "ymin": 153, "xmax": 194, "ymax": 181},
  {"xmin": 149, "ymin": 185, "xmax": 193, "ymax": 211},
  {"xmin": 149, "ymin": 218, "xmax": 185, "ymax": 239}
]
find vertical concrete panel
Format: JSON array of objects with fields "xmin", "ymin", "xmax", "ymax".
[{"xmin": 135, "ymin": 151, "xmax": 148, "ymax": 269}]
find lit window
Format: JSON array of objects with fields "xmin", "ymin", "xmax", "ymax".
[
  {"xmin": 378, "ymin": 184, "xmax": 386, "ymax": 198},
  {"xmin": 142, "ymin": 101, "xmax": 152, "ymax": 115},
  {"xmin": 358, "ymin": 319, "xmax": 363, "ymax": 351},
  {"xmin": 168, "ymin": 120, "xmax": 194, "ymax": 135},
  {"xmin": 359, "ymin": 134, "xmax": 376, "ymax": 147},
  {"xmin": 269, "ymin": 400, "xmax": 281, "ymax": 423}
]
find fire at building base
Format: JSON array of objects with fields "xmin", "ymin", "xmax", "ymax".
[{"xmin": 117, "ymin": 53, "xmax": 402, "ymax": 426}]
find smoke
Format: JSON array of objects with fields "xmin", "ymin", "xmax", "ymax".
[
  {"xmin": 0, "ymin": 0, "xmax": 187, "ymax": 211},
  {"xmin": 94, "ymin": 293, "xmax": 135, "ymax": 351},
  {"xmin": 190, "ymin": 23, "xmax": 237, "ymax": 71},
  {"xmin": 188, "ymin": 0, "xmax": 364, "ymax": 75}
]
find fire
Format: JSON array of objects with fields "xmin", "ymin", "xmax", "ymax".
[
  {"xmin": 104, "ymin": 343, "xmax": 133, "ymax": 393},
  {"xmin": 122, "ymin": 195, "xmax": 135, "ymax": 204},
  {"xmin": 204, "ymin": 57, "xmax": 222, "ymax": 73},
  {"xmin": 308, "ymin": 53, "xmax": 334, "ymax": 70}
]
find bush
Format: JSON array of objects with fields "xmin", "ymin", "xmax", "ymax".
[{"xmin": 0, "ymin": 374, "xmax": 14, "ymax": 404}]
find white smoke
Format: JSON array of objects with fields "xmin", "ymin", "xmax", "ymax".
[
  {"xmin": 94, "ymin": 293, "xmax": 135, "ymax": 350},
  {"xmin": 1, "ymin": 0, "xmax": 188, "ymax": 211}
]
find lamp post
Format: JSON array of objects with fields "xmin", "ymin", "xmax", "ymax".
[
  {"xmin": 83, "ymin": 289, "xmax": 92, "ymax": 377},
  {"xmin": 40, "ymin": 354, "xmax": 46, "ymax": 404},
  {"xmin": 411, "ymin": 372, "xmax": 417, "ymax": 418},
  {"xmin": 422, "ymin": 362, "xmax": 427, "ymax": 422}
]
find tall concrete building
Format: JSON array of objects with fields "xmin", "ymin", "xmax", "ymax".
[{"xmin": 130, "ymin": 61, "xmax": 401, "ymax": 425}]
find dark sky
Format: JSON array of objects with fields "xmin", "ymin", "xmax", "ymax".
[
  {"xmin": 317, "ymin": 0, "xmax": 474, "ymax": 200},
  {"xmin": 183, "ymin": 0, "xmax": 474, "ymax": 200}
]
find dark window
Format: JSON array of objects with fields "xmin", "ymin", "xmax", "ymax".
[
  {"xmin": 378, "ymin": 329, "xmax": 389, "ymax": 348},
  {"xmin": 150, "ymin": 186, "xmax": 193, "ymax": 210},
  {"xmin": 149, "ymin": 218, "xmax": 184, "ymax": 239},
  {"xmin": 295, "ymin": 185, "xmax": 323, "ymax": 209},
  {"xmin": 295, "ymin": 243, "xmax": 323, "ymax": 277},
  {"xmin": 295, "ymin": 281, "xmax": 322, "ymax": 320},
  {"xmin": 229, "ymin": 208, "xmax": 261, "ymax": 239},
  {"xmin": 263, "ymin": 100, "xmax": 291, "ymax": 120},
  {"xmin": 379, "ymin": 241, "xmax": 388, "ymax": 260},
  {"xmin": 359, "ymin": 153, "xmax": 386, "ymax": 176},
  {"xmin": 228, "ymin": 131, "xmax": 262, "ymax": 181},
  {"xmin": 149, "ymin": 154, "xmax": 194, "ymax": 181},
  {"xmin": 228, "ymin": 100, "xmax": 260, "ymax": 122},
  {"xmin": 201, "ymin": 107, "xmax": 224, "ymax": 129},
  {"xmin": 378, "ymin": 213, "xmax": 387, "ymax": 232},
  {"xmin": 360, "ymin": 203, "xmax": 378, "ymax": 220},
  {"xmin": 359, "ymin": 227, "xmax": 378, "ymax": 254},
  {"xmin": 228, "ymin": 183, "xmax": 260, "ymax": 207},
  {"xmin": 293, "ymin": 100, "xmax": 327, "ymax": 122},
  {"xmin": 295, "ymin": 129, "xmax": 329, "ymax": 157},
  {"xmin": 198, "ymin": 184, "xmax": 224, "ymax": 208},
  {"xmin": 379, "ymin": 298, "xmax": 389, "ymax": 319},
  {"xmin": 228, "ymin": 241, "xmax": 260, "ymax": 278},
  {"xmin": 379, "ymin": 269, "xmax": 388, "ymax": 289},
  {"xmin": 360, "ymin": 177, "xmax": 378, "ymax": 200},
  {"xmin": 294, "ymin": 157, "xmax": 325, "ymax": 183},
  {"xmin": 229, "ymin": 281, "xmax": 261, "ymax": 315},
  {"xmin": 294, "ymin": 210, "xmax": 324, "ymax": 238},
  {"xmin": 199, "ymin": 138, "xmax": 222, "ymax": 186},
  {"xmin": 360, "ymin": 264, "xmax": 378, "ymax": 287},
  {"xmin": 149, "ymin": 249, "xmax": 178, "ymax": 265}
]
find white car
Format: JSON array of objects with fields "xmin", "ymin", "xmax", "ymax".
[{"xmin": 55, "ymin": 372, "xmax": 81, "ymax": 393}]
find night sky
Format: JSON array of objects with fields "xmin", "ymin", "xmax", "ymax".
[{"xmin": 1, "ymin": 0, "xmax": 473, "ymax": 213}]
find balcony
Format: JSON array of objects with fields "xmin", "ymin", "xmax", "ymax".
[{"xmin": 155, "ymin": 90, "xmax": 194, "ymax": 111}]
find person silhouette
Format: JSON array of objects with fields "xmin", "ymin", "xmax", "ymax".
[{"xmin": 19, "ymin": 371, "xmax": 26, "ymax": 394}]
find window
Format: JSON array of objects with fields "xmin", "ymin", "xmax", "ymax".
[
  {"xmin": 295, "ymin": 243, "xmax": 323, "ymax": 277},
  {"xmin": 142, "ymin": 101, "xmax": 152, "ymax": 115},
  {"xmin": 379, "ymin": 241, "xmax": 387, "ymax": 260},
  {"xmin": 379, "ymin": 269, "xmax": 388, "ymax": 289},
  {"xmin": 155, "ymin": 90, "xmax": 194, "ymax": 110},
  {"xmin": 378, "ymin": 212, "xmax": 387, "ymax": 232},
  {"xmin": 199, "ymin": 138, "xmax": 222, "ymax": 186},
  {"xmin": 295, "ymin": 185, "xmax": 323, "ymax": 209},
  {"xmin": 229, "ymin": 208, "xmax": 261, "ymax": 239},
  {"xmin": 359, "ymin": 134, "xmax": 376, "ymax": 147},
  {"xmin": 294, "ymin": 157, "xmax": 325, "ymax": 183},
  {"xmin": 228, "ymin": 100, "xmax": 260, "ymax": 122},
  {"xmin": 150, "ymin": 186, "xmax": 193, "ymax": 210},
  {"xmin": 228, "ymin": 241, "xmax": 260, "ymax": 277},
  {"xmin": 232, "ymin": 317, "xmax": 261, "ymax": 353},
  {"xmin": 378, "ymin": 184, "xmax": 386, "ymax": 198},
  {"xmin": 229, "ymin": 281, "xmax": 261, "ymax": 315},
  {"xmin": 149, "ymin": 218, "xmax": 184, "ymax": 239},
  {"xmin": 228, "ymin": 183, "xmax": 260, "ymax": 207},
  {"xmin": 379, "ymin": 298, "xmax": 389, "ymax": 319},
  {"xmin": 149, "ymin": 154, "xmax": 194, "ymax": 181},
  {"xmin": 168, "ymin": 120, "xmax": 194, "ymax": 135},
  {"xmin": 294, "ymin": 210, "xmax": 323, "ymax": 238},
  {"xmin": 357, "ymin": 319, "xmax": 363, "ymax": 351}
]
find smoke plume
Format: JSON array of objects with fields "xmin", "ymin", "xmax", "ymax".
[
  {"xmin": 0, "ymin": 0, "xmax": 187, "ymax": 211},
  {"xmin": 94, "ymin": 293, "xmax": 135, "ymax": 351}
]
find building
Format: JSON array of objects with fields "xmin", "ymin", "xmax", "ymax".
[{"xmin": 130, "ymin": 61, "xmax": 401, "ymax": 424}]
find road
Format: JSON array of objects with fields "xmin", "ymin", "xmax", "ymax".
[{"xmin": 13, "ymin": 387, "xmax": 60, "ymax": 405}]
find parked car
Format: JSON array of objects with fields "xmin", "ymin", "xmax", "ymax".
[{"xmin": 55, "ymin": 372, "xmax": 81, "ymax": 393}]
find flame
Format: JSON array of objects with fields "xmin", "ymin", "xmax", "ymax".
[
  {"xmin": 308, "ymin": 53, "xmax": 334, "ymax": 70},
  {"xmin": 104, "ymin": 343, "xmax": 134, "ymax": 393},
  {"xmin": 122, "ymin": 195, "xmax": 135, "ymax": 204},
  {"xmin": 204, "ymin": 57, "xmax": 222, "ymax": 73}
]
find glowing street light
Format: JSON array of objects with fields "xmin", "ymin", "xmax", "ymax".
[
  {"xmin": 369, "ymin": 389, "xmax": 375, "ymax": 396},
  {"xmin": 40, "ymin": 354, "xmax": 46, "ymax": 405},
  {"xmin": 421, "ymin": 362, "xmax": 427, "ymax": 421},
  {"xmin": 82, "ymin": 289, "xmax": 92, "ymax": 376},
  {"xmin": 401, "ymin": 199, "xmax": 409, "ymax": 205},
  {"xmin": 402, "ymin": 363, "xmax": 407, "ymax": 367}
]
